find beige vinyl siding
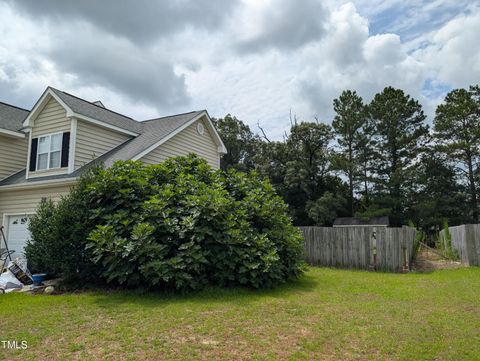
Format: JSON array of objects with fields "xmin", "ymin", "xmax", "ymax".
[
  {"xmin": 31, "ymin": 97, "xmax": 70, "ymax": 137},
  {"xmin": 140, "ymin": 118, "xmax": 220, "ymax": 169},
  {"xmin": 75, "ymin": 120, "xmax": 131, "ymax": 169},
  {"xmin": 0, "ymin": 135, "xmax": 28, "ymax": 180},
  {"xmin": 29, "ymin": 97, "xmax": 71, "ymax": 178},
  {"xmin": 0, "ymin": 183, "xmax": 74, "ymax": 229}
]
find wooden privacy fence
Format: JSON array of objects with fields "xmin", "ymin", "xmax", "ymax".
[
  {"xmin": 439, "ymin": 224, "xmax": 480, "ymax": 266},
  {"xmin": 300, "ymin": 226, "xmax": 416, "ymax": 272}
]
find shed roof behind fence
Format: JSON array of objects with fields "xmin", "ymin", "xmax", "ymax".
[{"xmin": 333, "ymin": 216, "xmax": 390, "ymax": 227}]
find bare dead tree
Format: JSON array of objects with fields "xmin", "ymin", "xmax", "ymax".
[
  {"xmin": 289, "ymin": 109, "xmax": 299, "ymax": 126},
  {"xmin": 257, "ymin": 121, "xmax": 271, "ymax": 143}
]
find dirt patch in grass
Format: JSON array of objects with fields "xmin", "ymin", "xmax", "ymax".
[{"xmin": 413, "ymin": 248, "xmax": 464, "ymax": 272}]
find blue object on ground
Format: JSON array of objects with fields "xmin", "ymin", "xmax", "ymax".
[{"xmin": 32, "ymin": 273, "xmax": 47, "ymax": 285}]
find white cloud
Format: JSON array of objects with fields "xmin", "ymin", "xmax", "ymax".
[
  {"xmin": 322, "ymin": 3, "xmax": 369, "ymax": 67},
  {"xmin": 234, "ymin": 0, "xmax": 327, "ymax": 52},
  {"xmin": 0, "ymin": 2, "xmax": 190, "ymax": 115},
  {"xmin": 182, "ymin": 52, "xmax": 303, "ymax": 139},
  {"xmin": 292, "ymin": 3, "xmax": 425, "ymax": 123},
  {"xmin": 0, "ymin": 0, "xmax": 478, "ymax": 139},
  {"xmin": 183, "ymin": 2, "xmax": 428, "ymax": 136},
  {"xmin": 415, "ymin": 8, "xmax": 480, "ymax": 88},
  {"xmin": 0, "ymin": 3, "xmax": 55, "ymax": 105}
]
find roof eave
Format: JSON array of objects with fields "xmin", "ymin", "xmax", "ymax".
[
  {"xmin": 73, "ymin": 113, "xmax": 139, "ymax": 137},
  {"xmin": 0, "ymin": 127, "xmax": 26, "ymax": 138},
  {"xmin": 0, "ymin": 177, "xmax": 78, "ymax": 191},
  {"xmin": 203, "ymin": 110, "xmax": 227, "ymax": 154}
]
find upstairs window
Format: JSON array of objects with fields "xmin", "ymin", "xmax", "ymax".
[{"xmin": 37, "ymin": 133, "xmax": 62, "ymax": 170}]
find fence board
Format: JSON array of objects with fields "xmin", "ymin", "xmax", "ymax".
[
  {"xmin": 300, "ymin": 226, "xmax": 416, "ymax": 272},
  {"xmin": 440, "ymin": 224, "xmax": 480, "ymax": 266}
]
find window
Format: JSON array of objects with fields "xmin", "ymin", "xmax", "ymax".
[
  {"xmin": 197, "ymin": 122, "xmax": 205, "ymax": 135},
  {"xmin": 37, "ymin": 133, "xmax": 62, "ymax": 170}
]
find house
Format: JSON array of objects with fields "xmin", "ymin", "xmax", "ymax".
[
  {"xmin": 0, "ymin": 87, "xmax": 227, "ymax": 257},
  {"xmin": 332, "ymin": 216, "xmax": 390, "ymax": 228}
]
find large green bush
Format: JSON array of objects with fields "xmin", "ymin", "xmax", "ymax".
[
  {"xmin": 25, "ymin": 169, "xmax": 101, "ymax": 281},
  {"xmin": 27, "ymin": 155, "xmax": 304, "ymax": 290}
]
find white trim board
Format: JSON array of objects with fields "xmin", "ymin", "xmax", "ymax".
[
  {"xmin": 202, "ymin": 111, "xmax": 227, "ymax": 154},
  {"xmin": 0, "ymin": 177, "xmax": 77, "ymax": 192},
  {"xmin": 25, "ymin": 129, "xmax": 33, "ymax": 180},
  {"xmin": 74, "ymin": 113, "xmax": 138, "ymax": 137},
  {"xmin": 68, "ymin": 117, "xmax": 77, "ymax": 174},
  {"xmin": 0, "ymin": 128, "xmax": 26, "ymax": 138}
]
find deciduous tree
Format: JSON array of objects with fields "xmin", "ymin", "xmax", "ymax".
[{"xmin": 213, "ymin": 114, "xmax": 259, "ymax": 171}]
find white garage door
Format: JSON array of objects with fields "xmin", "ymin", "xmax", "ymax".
[{"xmin": 6, "ymin": 215, "xmax": 31, "ymax": 259}]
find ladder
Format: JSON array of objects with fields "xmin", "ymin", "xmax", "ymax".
[{"xmin": 0, "ymin": 226, "xmax": 14, "ymax": 272}]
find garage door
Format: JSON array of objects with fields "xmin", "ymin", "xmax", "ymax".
[{"xmin": 6, "ymin": 215, "xmax": 31, "ymax": 259}]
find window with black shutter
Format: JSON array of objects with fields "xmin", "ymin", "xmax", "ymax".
[{"xmin": 29, "ymin": 131, "xmax": 70, "ymax": 171}]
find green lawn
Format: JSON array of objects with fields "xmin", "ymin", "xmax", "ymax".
[{"xmin": 1, "ymin": 267, "xmax": 479, "ymax": 360}]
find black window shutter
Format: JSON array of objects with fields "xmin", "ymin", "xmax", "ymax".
[
  {"xmin": 29, "ymin": 138, "xmax": 38, "ymax": 172},
  {"xmin": 61, "ymin": 132, "xmax": 70, "ymax": 168}
]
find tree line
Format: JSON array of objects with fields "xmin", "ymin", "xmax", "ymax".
[{"xmin": 213, "ymin": 85, "xmax": 480, "ymax": 232}]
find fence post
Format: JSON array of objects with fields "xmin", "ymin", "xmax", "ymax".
[{"xmin": 370, "ymin": 227, "xmax": 377, "ymax": 271}]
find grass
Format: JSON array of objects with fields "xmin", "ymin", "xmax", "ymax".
[{"xmin": 1, "ymin": 267, "xmax": 480, "ymax": 360}]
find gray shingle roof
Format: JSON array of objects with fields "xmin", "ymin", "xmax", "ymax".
[
  {"xmin": 50, "ymin": 88, "xmax": 143, "ymax": 134},
  {"xmin": 103, "ymin": 111, "xmax": 204, "ymax": 166},
  {"xmin": 333, "ymin": 216, "xmax": 390, "ymax": 226},
  {"xmin": 0, "ymin": 102, "xmax": 29, "ymax": 132}
]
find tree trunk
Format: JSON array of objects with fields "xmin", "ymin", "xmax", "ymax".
[
  {"xmin": 348, "ymin": 145, "xmax": 354, "ymax": 216},
  {"xmin": 363, "ymin": 157, "xmax": 369, "ymax": 207},
  {"xmin": 466, "ymin": 152, "xmax": 479, "ymax": 221}
]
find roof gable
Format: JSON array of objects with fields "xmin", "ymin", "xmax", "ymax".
[
  {"xmin": 132, "ymin": 111, "xmax": 227, "ymax": 161},
  {"xmin": 102, "ymin": 111, "xmax": 203, "ymax": 166},
  {"xmin": 23, "ymin": 88, "xmax": 140, "ymax": 136}
]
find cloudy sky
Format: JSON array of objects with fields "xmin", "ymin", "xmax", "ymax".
[{"xmin": 0, "ymin": 0, "xmax": 478, "ymax": 139}]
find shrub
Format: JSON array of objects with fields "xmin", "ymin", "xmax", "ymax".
[
  {"xmin": 25, "ymin": 168, "xmax": 102, "ymax": 282},
  {"xmin": 86, "ymin": 156, "xmax": 304, "ymax": 290},
  {"xmin": 213, "ymin": 169, "xmax": 305, "ymax": 287},
  {"xmin": 25, "ymin": 198, "xmax": 58, "ymax": 275},
  {"xmin": 28, "ymin": 155, "xmax": 304, "ymax": 291}
]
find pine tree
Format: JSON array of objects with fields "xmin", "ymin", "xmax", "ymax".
[
  {"xmin": 367, "ymin": 86, "xmax": 428, "ymax": 225},
  {"xmin": 332, "ymin": 90, "xmax": 368, "ymax": 216},
  {"xmin": 434, "ymin": 85, "xmax": 480, "ymax": 222}
]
